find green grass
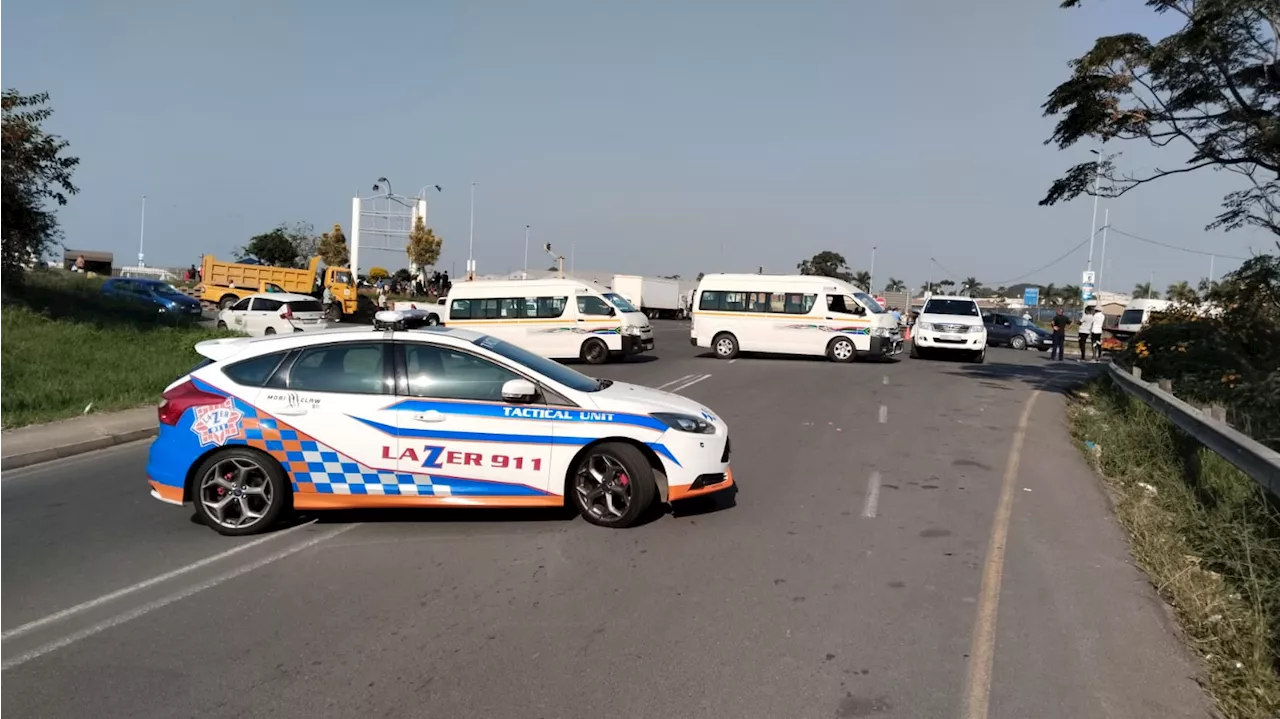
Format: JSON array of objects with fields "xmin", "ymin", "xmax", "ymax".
[
  {"xmin": 1069, "ymin": 379, "xmax": 1280, "ymax": 718},
  {"xmin": 1, "ymin": 270, "xmax": 235, "ymax": 428}
]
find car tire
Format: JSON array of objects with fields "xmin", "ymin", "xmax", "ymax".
[
  {"xmin": 191, "ymin": 448, "xmax": 289, "ymax": 536},
  {"xmin": 216, "ymin": 321, "xmax": 228, "ymax": 329},
  {"xmin": 712, "ymin": 332, "xmax": 739, "ymax": 360},
  {"xmin": 827, "ymin": 336, "xmax": 857, "ymax": 363},
  {"xmin": 910, "ymin": 343, "xmax": 925, "ymax": 360},
  {"xmin": 581, "ymin": 338, "xmax": 609, "ymax": 365},
  {"xmin": 219, "ymin": 295, "xmax": 239, "ymax": 311},
  {"xmin": 264, "ymin": 327, "xmax": 276, "ymax": 336},
  {"xmin": 569, "ymin": 442, "xmax": 656, "ymax": 528},
  {"xmin": 972, "ymin": 347, "xmax": 986, "ymax": 364},
  {"xmin": 1010, "ymin": 335, "xmax": 1027, "ymax": 350},
  {"xmin": 426, "ymin": 314, "xmax": 440, "ymax": 326}
]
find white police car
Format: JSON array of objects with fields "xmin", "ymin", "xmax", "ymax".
[{"xmin": 147, "ymin": 312, "xmax": 734, "ymax": 536}]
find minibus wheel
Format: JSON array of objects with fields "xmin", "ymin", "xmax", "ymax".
[
  {"xmin": 581, "ymin": 338, "xmax": 609, "ymax": 365},
  {"xmin": 712, "ymin": 333, "xmax": 739, "ymax": 359}
]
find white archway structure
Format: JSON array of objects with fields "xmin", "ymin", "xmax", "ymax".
[{"xmin": 349, "ymin": 180, "xmax": 430, "ymax": 280}]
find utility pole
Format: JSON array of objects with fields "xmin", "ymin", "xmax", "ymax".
[
  {"xmin": 1086, "ymin": 146, "xmax": 1104, "ymax": 273},
  {"xmin": 1098, "ymin": 208, "xmax": 1109, "ymax": 296},
  {"xmin": 523, "ymin": 225, "xmax": 530, "ymax": 279}
]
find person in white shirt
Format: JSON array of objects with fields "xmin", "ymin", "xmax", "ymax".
[{"xmin": 1089, "ymin": 306, "xmax": 1106, "ymax": 361}]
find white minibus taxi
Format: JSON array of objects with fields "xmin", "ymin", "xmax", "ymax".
[
  {"xmin": 442, "ymin": 279, "xmax": 654, "ymax": 364},
  {"xmin": 1112, "ymin": 298, "xmax": 1174, "ymax": 340},
  {"xmin": 690, "ymin": 274, "xmax": 903, "ymax": 361}
]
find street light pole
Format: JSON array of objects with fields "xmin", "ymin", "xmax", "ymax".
[
  {"xmin": 138, "ymin": 195, "xmax": 147, "ymax": 267},
  {"xmin": 1098, "ymin": 208, "xmax": 1110, "ymax": 295},
  {"xmin": 869, "ymin": 245, "xmax": 877, "ymax": 292},
  {"xmin": 468, "ymin": 182, "xmax": 477, "ymax": 280},
  {"xmin": 523, "ymin": 225, "xmax": 530, "ymax": 278},
  {"xmin": 1087, "ymin": 147, "xmax": 1103, "ymax": 272}
]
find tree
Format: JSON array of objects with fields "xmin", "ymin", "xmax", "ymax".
[
  {"xmin": 2, "ymin": 90, "xmax": 79, "ymax": 284},
  {"xmin": 368, "ymin": 267, "xmax": 389, "ymax": 281},
  {"xmin": 317, "ymin": 223, "xmax": 349, "ymax": 267},
  {"xmin": 961, "ymin": 277, "xmax": 984, "ymax": 297},
  {"xmin": 661, "ymin": 274, "xmax": 681, "ymax": 280},
  {"xmin": 241, "ymin": 226, "xmax": 300, "ymax": 267},
  {"xmin": 1039, "ymin": 1, "xmax": 1280, "ymax": 236},
  {"xmin": 1044, "ymin": 283, "xmax": 1059, "ymax": 304},
  {"xmin": 884, "ymin": 277, "xmax": 907, "ymax": 292},
  {"xmin": 1133, "ymin": 281, "xmax": 1160, "ymax": 299},
  {"xmin": 1061, "ymin": 284, "xmax": 1082, "ymax": 307},
  {"xmin": 938, "ymin": 279, "xmax": 957, "ymax": 291},
  {"xmin": 393, "ymin": 268, "xmax": 412, "ymax": 282},
  {"xmin": 797, "ymin": 251, "xmax": 852, "ymax": 281},
  {"xmin": 996, "ymin": 286, "xmax": 1009, "ymax": 297},
  {"xmin": 1167, "ymin": 280, "xmax": 1200, "ymax": 304},
  {"xmin": 851, "ymin": 270, "xmax": 872, "ymax": 289},
  {"xmin": 406, "ymin": 216, "xmax": 442, "ymax": 270}
]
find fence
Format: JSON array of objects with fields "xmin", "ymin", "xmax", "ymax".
[{"xmin": 1107, "ymin": 363, "xmax": 1280, "ymax": 498}]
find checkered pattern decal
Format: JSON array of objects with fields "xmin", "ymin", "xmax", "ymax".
[{"xmin": 236, "ymin": 407, "xmax": 437, "ymax": 497}]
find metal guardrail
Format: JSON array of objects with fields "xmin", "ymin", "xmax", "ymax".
[{"xmin": 1107, "ymin": 362, "xmax": 1280, "ymax": 497}]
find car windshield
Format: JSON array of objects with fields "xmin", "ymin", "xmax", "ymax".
[
  {"xmin": 1009, "ymin": 315, "xmax": 1034, "ymax": 328},
  {"xmin": 1120, "ymin": 309, "xmax": 1145, "ymax": 325},
  {"xmin": 852, "ymin": 292, "xmax": 887, "ymax": 314},
  {"xmin": 151, "ymin": 283, "xmax": 186, "ymax": 297},
  {"xmin": 332, "ymin": 271, "xmax": 353, "ymax": 286},
  {"xmin": 923, "ymin": 299, "xmax": 980, "ymax": 316},
  {"xmin": 603, "ymin": 292, "xmax": 638, "ymax": 313},
  {"xmin": 472, "ymin": 334, "xmax": 603, "ymax": 393}
]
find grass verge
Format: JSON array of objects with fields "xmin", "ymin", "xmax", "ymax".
[
  {"xmin": 1069, "ymin": 377, "xmax": 1280, "ymax": 718},
  {"xmin": 2, "ymin": 271, "xmax": 233, "ymax": 428}
]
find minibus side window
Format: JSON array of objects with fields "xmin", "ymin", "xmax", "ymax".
[
  {"xmin": 499, "ymin": 298, "xmax": 521, "ymax": 318},
  {"xmin": 699, "ymin": 291, "xmax": 723, "ymax": 310},
  {"xmin": 450, "ymin": 299, "xmax": 472, "ymax": 320},
  {"xmin": 577, "ymin": 295, "xmax": 614, "ymax": 316},
  {"xmin": 784, "ymin": 293, "xmax": 816, "ymax": 314},
  {"xmin": 525, "ymin": 296, "xmax": 567, "ymax": 318},
  {"xmin": 723, "ymin": 292, "xmax": 747, "ymax": 311},
  {"xmin": 478, "ymin": 298, "xmax": 502, "ymax": 319}
]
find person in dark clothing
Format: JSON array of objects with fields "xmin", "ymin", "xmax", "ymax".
[{"xmin": 1050, "ymin": 308, "xmax": 1069, "ymax": 361}]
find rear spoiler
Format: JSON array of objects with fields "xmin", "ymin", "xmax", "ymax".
[{"xmin": 194, "ymin": 337, "xmax": 254, "ymax": 362}]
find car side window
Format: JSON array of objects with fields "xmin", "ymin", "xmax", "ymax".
[
  {"xmin": 576, "ymin": 295, "xmax": 613, "ymax": 316},
  {"xmin": 232, "ymin": 298, "xmax": 252, "ymax": 312},
  {"xmin": 222, "ymin": 351, "xmax": 289, "ymax": 387},
  {"xmin": 252, "ymin": 298, "xmax": 284, "ymax": 312},
  {"xmin": 403, "ymin": 343, "xmax": 521, "ymax": 402},
  {"xmin": 288, "ymin": 343, "xmax": 390, "ymax": 395}
]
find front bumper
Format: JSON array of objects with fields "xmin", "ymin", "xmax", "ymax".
[
  {"xmin": 668, "ymin": 466, "xmax": 735, "ymax": 502},
  {"xmin": 623, "ymin": 333, "xmax": 655, "ymax": 354},
  {"xmin": 864, "ymin": 335, "xmax": 904, "ymax": 357},
  {"xmin": 913, "ymin": 330, "xmax": 986, "ymax": 349}
]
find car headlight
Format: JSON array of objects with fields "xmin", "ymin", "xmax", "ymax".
[
  {"xmin": 917, "ymin": 322, "xmax": 932, "ymax": 331},
  {"xmin": 651, "ymin": 412, "xmax": 716, "ymax": 434},
  {"xmin": 623, "ymin": 325, "xmax": 642, "ymax": 336},
  {"xmin": 871, "ymin": 327, "xmax": 891, "ymax": 338}
]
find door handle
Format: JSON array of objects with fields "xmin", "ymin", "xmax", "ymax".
[{"xmin": 412, "ymin": 411, "xmax": 446, "ymax": 423}]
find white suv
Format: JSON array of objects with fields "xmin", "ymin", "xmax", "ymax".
[{"xmin": 910, "ymin": 295, "xmax": 986, "ymax": 363}]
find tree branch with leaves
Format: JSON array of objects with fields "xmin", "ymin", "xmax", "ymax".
[
  {"xmin": 2, "ymin": 90, "xmax": 79, "ymax": 284},
  {"xmin": 406, "ymin": 216, "xmax": 442, "ymax": 271},
  {"xmin": 1040, "ymin": 0, "xmax": 1280, "ymax": 236}
]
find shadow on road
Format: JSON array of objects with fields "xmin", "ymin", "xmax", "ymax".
[{"xmin": 943, "ymin": 355, "xmax": 1103, "ymax": 394}]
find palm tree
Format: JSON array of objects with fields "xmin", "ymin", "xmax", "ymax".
[
  {"xmin": 996, "ymin": 286, "xmax": 1009, "ymax": 298},
  {"xmin": 938, "ymin": 279, "xmax": 957, "ymax": 292},
  {"xmin": 884, "ymin": 277, "xmax": 907, "ymax": 292},
  {"xmin": 960, "ymin": 277, "xmax": 984, "ymax": 297},
  {"xmin": 1133, "ymin": 282, "xmax": 1158, "ymax": 299},
  {"xmin": 851, "ymin": 270, "xmax": 872, "ymax": 290},
  {"xmin": 1167, "ymin": 280, "xmax": 1199, "ymax": 304},
  {"xmin": 1060, "ymin": 284, "xmax": 1082, "ymax": 307},
  {"xmin": 1043, "ymin": 283, "xmax": 1058, "ymax": 305}
]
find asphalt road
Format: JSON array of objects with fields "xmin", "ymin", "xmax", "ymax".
[{"xmin": 2, "ymin": 323, "xmax": 1213, "ymax": 719}]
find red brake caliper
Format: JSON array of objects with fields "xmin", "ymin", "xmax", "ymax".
[{"xmin": 618, "ymin": 472, "xmax": 630, "ymax": 488}]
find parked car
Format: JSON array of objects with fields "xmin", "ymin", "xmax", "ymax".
[
  {"xmin": 216, "ymin": 292, "xmax": 327, "ymax": 336},
  {"xmin": 982, "ymin": 312, "xmax": 1052, "ymax": 351},
  {"xmin": 101, "ymin": 278, "xmax": 204, "ymax": 321}
]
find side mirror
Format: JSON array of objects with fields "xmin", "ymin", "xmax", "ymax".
[
  {"xmin": 501, "ymin": 378, "xmax": 538, "ymax": 403},
  {"xmin": 607, "ymin": 306, "xmax": 617, "ymax": 316},
  {"xmin": 854, "ymin": 305, "xmax": 866, "ymax": 316}
]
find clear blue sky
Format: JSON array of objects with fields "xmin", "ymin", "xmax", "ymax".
[{"xmin": 3, "ymin": 0, "xmax": 1271, "ymax": 293}]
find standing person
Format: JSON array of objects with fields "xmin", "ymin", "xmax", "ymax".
[
  {"xmin": 1050, "ymin": 307, "xmax": 1069, "ymax": 361},
  {"xmin": 1078, "ymin": 307, "xmax": 1093, "ymax": 361},
  {"xmin": 322, "ymin": 285, "xmax": 335, "ymax": 319},
  {"xmin": 1090, "ymin": 305, "xmax": 1106, "ymax": 362}
]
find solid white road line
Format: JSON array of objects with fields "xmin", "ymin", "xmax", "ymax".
[
  {"xmin": 883, "ymin": 375, "xmax": 889, "ymax": 385},
  {"xmin": 861, "ymin": 471, "xmax": 882, "ymax": 518},
  {"xmin": 879, "ymin": 404, "xmax": 888, "ymax": 424},
  {"xmin": 2, "ymin": 519, "xmax": 320, "ymax": 641},
  {"xmin": 668, "ymin": 374, "xmax": 711, "ymax": 394},
  {"xmin": 2, "ymin": 523, "xmax": 358, "ymax": 671},
  {"xmin": 654, "ymin": 374, "xmax": 695, "ymax": 391}
]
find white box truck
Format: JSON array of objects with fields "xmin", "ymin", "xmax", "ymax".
[{"xmin": 612, "ymin": 275, "xmax": 684, "ymax": 320}]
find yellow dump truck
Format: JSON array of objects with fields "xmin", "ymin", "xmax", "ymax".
[{"xmin": 199, "ymin": 255, "xmax": 358, "ymax": 316}]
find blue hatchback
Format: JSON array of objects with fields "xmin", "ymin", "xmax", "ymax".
[{"xmin": 102, "ymin": 278, "xmax": 205, "ymax": 320}]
